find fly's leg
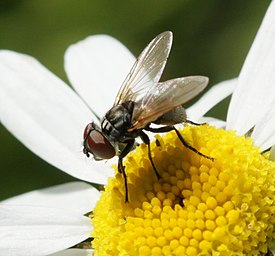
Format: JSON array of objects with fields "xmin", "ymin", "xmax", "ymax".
[
  {"xmin": 145, "ymin": 125, "xmax": 214, "ymax": 161},
  {"xmin": 186, "ymin": 120, "xmax": 206, "ymax": 126},
  {"xmin": 139, "ymin": 131, "xmax": 161, "ymax": 179},
  {"xmin": 118, "ymin": 158, "xmax": 128, "ymax": 203},
  {"xmin": 172, "ymin": 127, "xmax": 214, "ymax": 161},
  {"xmin": 118, "ymin": 139, "xmax": 135, "ymax": 203}
]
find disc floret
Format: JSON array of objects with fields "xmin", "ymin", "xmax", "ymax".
[{"xmin": 92, "ymin": 125, "xmax": 275, "ymax": 256}]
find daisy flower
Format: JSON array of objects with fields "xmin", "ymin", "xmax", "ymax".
[{"xmin": 1, "ymin": 1, "xmax": 275, "ymax": 255}]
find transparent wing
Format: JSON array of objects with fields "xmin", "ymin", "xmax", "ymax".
[
  {"xmin": 114, "ymin": 31, "xmax": 173, "ymax": 105},
  {"xmin": 129, "ymin": 76, "xmax": 209, "ymax": 130}
]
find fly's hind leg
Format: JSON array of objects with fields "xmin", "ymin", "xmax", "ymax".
[
  {"xmin": 145, "ymin": 125, "xmax": 214, "ymax": 161},
  {"xmin": 172, "ymin": 127, "xmax": 214, "ymax": 161},
  {"xmin": 186, "ymin": 120, "xmax": 206, "ymax": 126},
  {"xmin": 139, "ymin": 131, "xmax": 161, "ymax": 179},
  {"xmin": 118, "ymin": 139, "xmax": 135, "ymax": 203}
]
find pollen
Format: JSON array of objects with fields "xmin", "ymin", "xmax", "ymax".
[{"xmin": 91, "ymin": 125, "xmax": 275, "ymax": 255}]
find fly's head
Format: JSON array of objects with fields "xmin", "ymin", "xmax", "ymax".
[{"xmin": 83, "ymin": 122, "xmax": 116, "ymax": 160}]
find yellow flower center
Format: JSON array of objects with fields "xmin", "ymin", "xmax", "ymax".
[{"xmin": 91, "ymin": 125, "xmax": 275, "ymax": 256}]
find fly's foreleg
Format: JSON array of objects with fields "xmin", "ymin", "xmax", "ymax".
[{"xmin": 118, "ymin": 139, "xmax": 135, "ymax": 203}]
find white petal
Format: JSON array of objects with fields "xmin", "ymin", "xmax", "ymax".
[
  {"xmin": 1, "ymin": 182, "xmax": 99, "ymax": 215},
  {"xmin": 187, "ymin": 78, "xmax": 237, "ymax": 121},
  {"xmin": 251, "ymin": 105, "xmax": 275, "ymax": 151},
  {"xmin": 0, "ymin": 50, "xmax": 114, "ymax": 185},
  {"xmin": 227, "ymin": 1, "xmax": 275, "ymax": 135},
  {"xmin": 0, "ymin": 205, "xmax": 91, "ymax": 256},
  {"xmin": 65, "ymin": 35, "xmax": 136, "ymax": 118},
  {"xmin": 48, "ymin": 249, "xmax": 93, "ymax": 256}
]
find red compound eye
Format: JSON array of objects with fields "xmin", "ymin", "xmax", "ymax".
[{"xmin": 83, "ymin": 123, "xmax": 116, "ymax": 159}]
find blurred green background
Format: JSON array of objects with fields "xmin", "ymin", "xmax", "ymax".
[{"xmin": 0, "ymin": 0, "xmax": 271, "ymax": 200}]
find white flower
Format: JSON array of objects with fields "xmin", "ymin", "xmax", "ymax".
[{"xmin": 1, "ymin": 1, "xmax": 275, "ymax": 255}]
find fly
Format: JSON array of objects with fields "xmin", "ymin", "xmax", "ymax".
[{"xmin": 83, "ymin": 31, "xmax": 213, "ymax": 202}]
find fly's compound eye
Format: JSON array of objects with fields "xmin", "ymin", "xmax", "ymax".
[{"xmin": 83, "ymin": 123, "xmax": 116, "ymax": 160}]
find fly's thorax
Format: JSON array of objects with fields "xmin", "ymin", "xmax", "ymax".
[{"xmin": 101, "ymin": 101, "xmax": 135, "ymax": 142}]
